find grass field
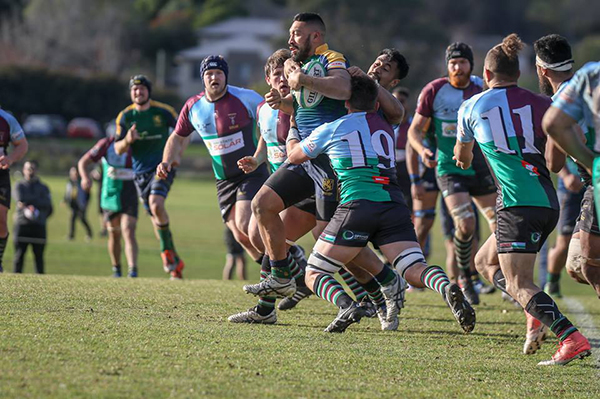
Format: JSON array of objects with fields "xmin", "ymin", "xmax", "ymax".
[{"xmin": 1, "ymin": 176, "xmax": 599, "ymax": 398}]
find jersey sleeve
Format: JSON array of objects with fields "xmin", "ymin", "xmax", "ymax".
[
  {"xmin": 300, "ymin": 122, "xmax": 334, "ymax": 159},
  {"xmin": 415, "ymin": 83, "xmax": 436, "ymax": 118},
  {"xmin": 173, "ymin": 98, "xmax": 197, "ymax": 137},
  {"xmin": 4, "ymin": 113, "xmax": 25, "ymax": 142},
  {"xmin": 239, "ymin": 89, "xmax": 264, "ymax": 120},
  {"xmin": 457, "ymin": 101, "xmax": 475, "ymax": 143},
  {"xmin": 87, "ymin": 138, "xmax": 110, "ymax": 163},
  {"xmin": 552, "ymin": 71, "xmax": 587, "ymax": 122},
  {"xmin": 115, "ymin": 110, "xmax": 127, "ymax": 141},
  {"xmin": 324, "ymin": 50, "xmax": 348, "ymax": 71}
]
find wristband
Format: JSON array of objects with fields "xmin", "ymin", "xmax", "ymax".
[
  {"xmin": 286, "ymin": 127, "xmax": 301, "ymax": 144},
  {"xmin": 410, "ymin": 174, "xmax": 422, "ymax": 185}
]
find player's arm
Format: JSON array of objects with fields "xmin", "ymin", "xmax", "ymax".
[
  {"xmin": 288, "ymin": 64, "xmax": 351, "ymax": 101},
  {"xmin": 543, "ymin": 106, "xmax": 594, "ymax": 173},
  {"xmin": 238, "ymin": 136, "xmax": 267, "ymax": 174},
  {"xmin": 545, "ymin": 137, "xmax": 566, "ymax": 173},
  {"xmin": 0, "ymin": 136, "xmax": 27, "ymax": 170},
  {"xmin": 408, "ymin": 114, "xmax": 436, "ymax": 168},
  {"xmin": 347, "ymin": 66, "xmax": 403, "ymax": 124},
  {"xmin": 406, "ymin": 143, "xmax": 425, "ymax": 200},
  {"xmin": 288, "ymin": 123, "xmax": 331, "ymax": 164},
  {"xmin": 453, "ymin": 140, "xmax": 474, "ymax": 170},
  {"xmin": 78, "ymin": 153, "xmax": 95, "ymax": 192},
  {"xmin": 454, "ymin": 106, "xmax": 475, "ymax": 170},
  {"xmin": 287, "ymin": 140, "xmax": 310, "ymax": 164},
  {"xmin": 157, "ymin": 133, "xmax": 187, "ymax": 179}
]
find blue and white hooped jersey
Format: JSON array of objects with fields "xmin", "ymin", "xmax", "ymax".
[{"xmin": 174, "ymin": 85, "xmax": 264, "ymax": 180}]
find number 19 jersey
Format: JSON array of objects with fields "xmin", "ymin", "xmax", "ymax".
[
  {"xmin": 458, "ymin": 86, "xmax": 558, "ymax": 210},
  {"xmin": 300, "ymin": 111, "xmax": 402, "ymax": 204}
]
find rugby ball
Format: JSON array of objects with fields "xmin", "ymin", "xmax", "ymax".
[{"xmin": 293, "ymin": 59, "xmax": 326, "ymax": 109}]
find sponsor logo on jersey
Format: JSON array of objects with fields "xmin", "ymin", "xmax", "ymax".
[
  {"xmin": 267, "ymin": 145, "xmax": 287, "ymax": 164},
  {"xmin": 521, "ymin": 160, "xmax": 540, "ymax": 176},
  {"xmin": 342, "ymin": 230, "xmax": 369, "ymax": 242},
  {"xmin": 205, "ymin": 131, "xmax": 244, "ymax": 156},
  {"xmin": 441, "ymin": 122, "xmax": 457, "ymax": 138}
]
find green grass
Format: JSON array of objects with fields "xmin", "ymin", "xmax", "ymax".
[{"xmin": 1, "ymin": 176, "xmax": 599, "ymax": 398}]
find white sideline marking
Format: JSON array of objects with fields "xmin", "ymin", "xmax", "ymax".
[{"xmin": 562, "ymin": 297, "xmax": 600, "ymax": 367}]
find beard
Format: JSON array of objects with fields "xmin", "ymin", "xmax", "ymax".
[
  {"xmin": 538, "ymin": 75, "xmax": 554, "ymax": 96},
  {"xmin": 134, "ymin": 97, "xmax": 149, "ymax": 106},
  {"xmin": 292, "ymin": 37, "xmax": 311, "ymax": 63},
  {"xmin": 448, "ymin": 73, "xmax": 470, "ymax": 88}
]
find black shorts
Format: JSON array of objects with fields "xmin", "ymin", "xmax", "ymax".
[
  {"xmin": 265, "ymin": 156, "xmax": 338, "ymax": 221},
  {"xmin": 575, "ymin": 185, "xmax": 600, "ymax": 236},
  {"xmin": 396, "ymin": 161, "xmax": 412, "ymax": 212},
  {"xmin": 557, "ymin": 187, "xmax": 584, "ymax": 236},
  {"xmin": 496, "ymin": 206, "xmax": 559, "ymax": 254},
  {"xmin": 134, "ymin": 169, "xmax": 176, "ymax": 214},
  {"xmin": 437, "ymin": 171, "xmax": 496, "ymax": 198},
  {"xmin": 0, "ymin": 171, "xmax": 10, "ymax": 208},
  {"xmin": 422, "ymin": 167, "xmax": 438, "ymax": 192},
  {"xmin": 294, "ymin": 197, "xmax": 317, "ymax": 215},
  {"xmin": 216, "ymin": 170, "xmax": 268, "ymax": 222},
  {"xmin": 320, "ymin": 200, "xmax": 417, "ymax": 248}
]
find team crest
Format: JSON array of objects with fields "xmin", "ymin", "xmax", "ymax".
[
  {"xmin": 531, "ymin": 232, "xmax": 541, "ymax": 243},
  {"xmin": 153, "ymin": 115, "xmax": 163, "ymax": 127},
  {"xmin": 322, "ymin": 178, "xmax": 334, "ymax": 194},
  {"xmin": 228, "ymin": 113, "xmax": 238, "ymax": 129}
]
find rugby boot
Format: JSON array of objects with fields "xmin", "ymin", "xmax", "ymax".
[
  {"xmin": 523, "ymin": 311, "xmax": 547, "ymax": 355},
  {"xmin": 358, "ymin": 297, "xmax": 378, "ymax": 318},
  {"xmin": 458, "ymin": 275, "xmax": 480, "ymax": 305},
  {"xmin": 127, "ymin": 267, "xmax": 138, "ymax": 278},
  {"xmin": 543, "ymin": 281, "xmax": 562, "ymax": 298},
  {"xmin": 324, "ymin": 302, "xmax": 366, "ymax": 333},
  {"xmin": 243, "ymin": 276, "xmax": 296, "ymax": 298},
  {"xmin": 444, "ymin": 283, "xmax": 476, "ymax": 333},
  {"xmin": 228, "ymin": 306, "xmax": 277, "ymax": 324},
  {"xmin": 112, "ymin": 265, "xmax": 122, "ymax": 278},
  {"xmin": 278, "ymin": 286, "xmax": 313, "ymax": 310},
  {"xmin": 538, "ymin": 331, "xmax": 591, "ymax": 366},
  {"xmin": 161, "ymin": 249, "xmax": 178, "ymax": 272},
  {"xmin": 380, "ymin": 273, "xmax": 407, "ymax": 329}
]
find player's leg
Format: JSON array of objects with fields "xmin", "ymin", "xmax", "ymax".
[
  {"xmin": 106, "ymin": 213, "xmax": 123, "ymax": 277},
  {"xmin": 31, "ymin": 225, "xmax": 46, "ymax": 274},
  {"xmin": 121, "ymin": 214, "xmax": 138, "ymax": 278},
  {"xmin": 0, "ymin": 204, "xmax": 9, "ymax": 272},
  {"xmin": 12, "ymin": 224, "xmax": 27, "ymax": 274}
]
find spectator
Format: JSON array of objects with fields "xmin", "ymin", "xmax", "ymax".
[{"xmin": 13, "ymin": 160, "xmax": 53, "ymax": 274}]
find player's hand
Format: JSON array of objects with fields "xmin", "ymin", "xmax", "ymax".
[
  {"xmin": 347, "ymin": 66, "xmax": 368, "ymax": 79},
  {"xmin": 265, "ymin": 88, "xmax": 282, "ymax": 110},
  {"xmin": 563, "ymin": 173, "xmax": 584, "ymax": 193},
  {"xmin": 81, "ymin": 176, "xmax": 92, "ymax": 192},
  {"xmin": 126, "ymin": 123, "xmax": 140, "ymax": 144},
  {"xmin": 237, "ymin": 156, "xmax": 259, "ymax": 174},
  {"xmin": 284, "ymin": 58, "xmax": 300, "ymax": 78},
  {"xmin": 411, "ymin": 183, "xmax": 426, "ymax": 201},
  {"xmin": 287, "ymin": 68, "xmax": 303, "ymax": 91},
  {"xmin": 156, "ymin": 162, "xmax": 171, "ymax": 180},
  {"xmin": 453, "ymin": 154, "xmax": 471, "ymax": 170},
  {"xmin": 0, "ymin": 155, "xmax": 12, "ymax": 170},
  {"xmin": 421, "ymin": 148, "xmax": 437, "ymax": 169}
]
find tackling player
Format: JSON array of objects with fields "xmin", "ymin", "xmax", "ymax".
[
  {"xmin": 288, "ymin": 75, "xmax": 475, "ymax": 333},
  {"xmin": 114, "ymin": 75, "xmax": 185, "ymax": 279},
  {"xmin": 0, "ymin": 108, "xmax": 28, "ymax": 272},
  {"xmin": 543, "ymin": 60, "xmax": 600, "ymax": 299},
  {"xmin": 79, "ymin": 135, "xmax": 139, "ymax": 277},
  {"xmin": 408, "ymin": 42, "xmax": 497, "ymax": 305},
  {"xmin": 456, "ymin": 34, "xmax": 591, "ymax": 365}
]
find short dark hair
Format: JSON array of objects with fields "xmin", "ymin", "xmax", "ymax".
[
  {"xmin": 534, "ymin": 34, "xmax": 573, "ymax": 67},
  {"xmin": 485, "ymin": 33, "xmax": 524, "ymax": 79},
  {"xmin": 264, "ymin": 49, "xmax": 291, "ymax": 77},
  {"xmin": 293, "ymin": 12, "xmax": 326, "ymax": 33},
  {"xmin": 380, "ymin": 48, "xmax": 409, "ymax": 80},
  {"xmin": 349, "ymin": 75, "xmax": 379, "ymax": 111},
  {"xmin": 392, "ymin": 86, "xmax": 410, "ymax": 97}
]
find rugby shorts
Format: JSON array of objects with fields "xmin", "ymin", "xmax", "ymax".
[
  {"xmin": 216, "ymin": 169, "xmax": 268, "ymax": 222},
  {"xmin": 496, "ymin": 206, "xmax": 559, "ymax": 254}
]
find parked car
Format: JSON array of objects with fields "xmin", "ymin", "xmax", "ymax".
[
  {"xmin": 67, "ymin": 118, "xmax": 102, "ymax": 139},
  {"xmin": 23, "ymin": 114, "xmax": 67, "ymax": 137}
]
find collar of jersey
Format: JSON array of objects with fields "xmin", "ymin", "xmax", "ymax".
[{"xmin": 315, "ymin": 43, "xmax": 330, "ymax": 55}]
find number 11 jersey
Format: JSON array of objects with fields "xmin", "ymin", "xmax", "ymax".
[{"xmin": 458, "ymin": 85, "xmax": 558, "ymax": 210}]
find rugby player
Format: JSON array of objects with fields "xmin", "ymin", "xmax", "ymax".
[
  {"xmin": 408, "ymin": 42, "xmax": 497, "ymax": 305},
  {"xmin": 228, "ymin": 49, "xmax": 314, "ymax": 323},
  {"xmin": 391, "ymin": 87, "xmax": 413, "ymax": 211},
  {"xmin": 158, "ymin": 56, "xmax": 267, "ymax": 276},
  {"xmin": 456, "ymin": 34, "xmax": 591, "ymax": 365},
  {"xmin": 115, "ymin": 75, "xmax": 185, "ymax": 279},
  {"xmin": 79, "ymin": 135, "xmax": 139, "ymax": 277},
  {"xmin": 544, "ymin": 60, "xmax": 600, "ymax": 299},
  {"xmin": 0, "ymin": 108, "xmax": 28, "ymax": 273},
  {"xmin": 288, "ymin": 75, "xmax": 475, "ymax": 333},
  {"xmin": 533, "ymin": 34, "xmax": 584, "ymax": 298}
]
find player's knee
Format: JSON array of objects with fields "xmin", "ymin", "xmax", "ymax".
[
  {"xmin": 306, "ymin": 251, "xmax": 342, "ymax": 277},
  {"xmin": 248, "ymin": 227, "xmax": 264, "ymax": 253},
  {"xmin": 252, "ymin": 189, "xmax": 282, "ymax": 218},
  {"xmin": 392, "ymin": 247, "xmax": 426, "ymax": 278},
  {"xmin": 450, "ymin": 203, "xmax": 475, "ymax": 237},
  {"xmin": 480, "ymin": 206, "xmax": 497, "ymax": 227}
]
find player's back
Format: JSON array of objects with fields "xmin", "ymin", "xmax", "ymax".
[{"xmin": 459, "ymin": 85, "xmax": 557, "ymax": 210}]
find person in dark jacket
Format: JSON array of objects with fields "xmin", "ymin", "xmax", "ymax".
[
  {"xmin": 13, "ymin": 160, "xmax": 53, "ymax": 273},
  {"xmin": 64, "ymin": 166, "xmax": 92, "ymax": 241}
]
